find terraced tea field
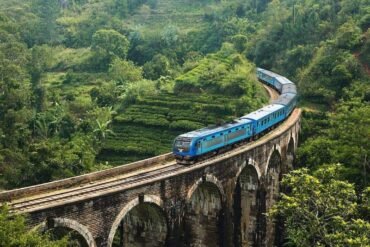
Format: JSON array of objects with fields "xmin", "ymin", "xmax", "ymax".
[{"xmin": 98, "ymin": 91, "xmax": 267, "ymax": 165}]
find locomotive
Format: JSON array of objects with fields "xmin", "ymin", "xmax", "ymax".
[{"xmin": 173, "ymin": 68, "xmax": 297, "ymax": 165}]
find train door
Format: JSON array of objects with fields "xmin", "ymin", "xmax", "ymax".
[{"xmin": 196, "ymin": 140, "xmax": 202, "ymax": 155}]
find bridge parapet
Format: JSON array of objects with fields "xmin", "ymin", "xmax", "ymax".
[{"xmin": 0, "ymin": 152, "xmax": 173, "ymax": 202}]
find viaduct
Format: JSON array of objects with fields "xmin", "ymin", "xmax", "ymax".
[{"xmin": 0, "ymin": 91, "xmax": 301, "ymax": 247}]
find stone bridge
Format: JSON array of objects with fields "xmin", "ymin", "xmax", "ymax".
[{"xmin": 0, "ymin": 109, "xmax": 301, "ymax": 247}]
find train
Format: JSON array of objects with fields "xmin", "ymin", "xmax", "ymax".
[{"xmin": 173, "ymin": 68, "xmax": 297, "ymax": 165}]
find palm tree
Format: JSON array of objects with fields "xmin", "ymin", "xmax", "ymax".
[
  {"xmin": 35, "ymin": 118, "xmax": 49, "ymax": 139},
  {"xmin": 93, "ymin": 119, "xmax": 115, "ymax": 142}
]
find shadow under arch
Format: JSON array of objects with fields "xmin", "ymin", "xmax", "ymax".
[
  {"xmin": 107, "ymin": 195, "xmax": 167, "ymax": 247},
  {"xmin": 34, "ymin": 218, "xmax": 96, "ymax": 247},
  {"xmin": 185, "ymin": 177, "xmax": 225, "ymax": 246},
  {"xmin": 264, "ymin": 144, "xmax": 282, "ymax": 176},
  {"xmin": 263, "ymin": 149, "xmax": 283, "ymax": 247},
  {"xmin": 233, "ymin": 162, "xmax": 260, "ymax": 247},
  {"xmin": 186, "ymin": 174, "xmax": 225, "ymax": 203}
]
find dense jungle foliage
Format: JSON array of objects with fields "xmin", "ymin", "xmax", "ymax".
[{"xmin": 0, "ymin": 0, "xmax": 369, "ymax": 245}]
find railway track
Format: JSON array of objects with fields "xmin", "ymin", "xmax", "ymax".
[
  {"xmin": 263, "ymin": 84, "xmax": 279, "ymax": 102},
  {"xmin": 9, "ymin": 163, "xmax": 181, "ymax": 212}
]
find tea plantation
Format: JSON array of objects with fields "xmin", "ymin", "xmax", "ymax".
[{"xmin": 98, "ymin": 89, "xmax": 267, "ymax": 165}]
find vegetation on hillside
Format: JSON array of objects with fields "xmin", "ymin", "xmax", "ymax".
[{"xmin": 0, "ymin": 0, "xmax": 368, "ymax": 245}]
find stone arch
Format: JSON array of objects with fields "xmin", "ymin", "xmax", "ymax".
[
  {"xmin": 185, "ymin": 177, "xmax": 225, "ymax": 246},
  {"xmin": 186, "ymin": 174, "xmax": 225, "ymax": 203},
  {"xmin": 36, "ymin": 218, "xmax": 96, "ymax": 247},
  {"xmin": 107, "ymin": 195, "xmax": 166, "ymax": 247},
  {"xmin": 235, "ymin": 158, "xmax": 262, "ymax": 182},
  {"xmin": 233, "ymin": 163, "xmax": 260, "ymax": 247}
]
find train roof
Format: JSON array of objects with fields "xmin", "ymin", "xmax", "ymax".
[
  {"xmin": 276, "ymin": 75, "xmax": 294, "ymax": 85},
  {"xmin": 240, "ymin": 104, "xmax": 284, "ymax": 121},
  {"xmin": 273, "ymin": 93, "xmax": 297, "ymax": 106},
  {"xmin": 258, "ymin": 68, "xmax": 294, "ymax": 85},
  {"xmin": 257, "ymin": 68, "xmax": 280, "ymax": 78},
  {"xmin": 178, "ymin": 118, "xmax": 252, "ymax": 138},
  {"xmin": 281, "ymin": 84, "xmax": 297, "ymax": 94}
]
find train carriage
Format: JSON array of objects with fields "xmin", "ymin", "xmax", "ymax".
[
  {"xmin": 273, "ymin": 93, "xmax": 297, "ymax": 117},
  {"xmin": 241, "ymin": 104, "xmax": 286, "ymax": 135},
  {"xmin": 257, "ymin": 68, "xmax": 278, "ymax": 89},
  {"xmin": 173, "ymin": 119, "xmax": 253, "ymax": 163},
  {"xmin": 281, "ymin": 84, "xmax": 297, "ymax": 94}
]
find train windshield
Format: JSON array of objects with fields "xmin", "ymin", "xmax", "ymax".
[{"xmin": 174, "ymin": 138, "xmax": 191, "ymax": 152}]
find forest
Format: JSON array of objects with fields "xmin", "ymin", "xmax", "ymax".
[{"xmin": 0, "ymin": 0, "xmax": 369, "ymax": 245}]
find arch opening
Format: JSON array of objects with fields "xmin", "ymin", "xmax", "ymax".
[
  {"xmin": 48, "ymin": 226, "xmax": 89, "ymax": 247},
  {"xmin": 264, "ymin": 150, "xmax": 282, "ymax": 247},
  {"xmin": 111, "ymin": 202, "xmax": 168, "ymax": 247},
  {"xmin": 233, "ymin": 165, "xmax": 259, "ymax": 247},
  {"xmin": 41, "ymin": 218, "xmax": 95, "ymax": 247},
  {"xmin": 184, "ymin": 181, "xmax": 224, "ymax": 246}
]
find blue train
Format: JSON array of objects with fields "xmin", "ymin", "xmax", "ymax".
[{"xmin": 173, "ymin": 68, "xmax": 297, "ymax": 164}]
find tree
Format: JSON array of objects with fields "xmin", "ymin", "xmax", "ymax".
[
  {"xmin": 230, "ymin": 34, "xmax": 248, "ymax": 53},
  {"xmin": 161, "ymin": 25, "xmax": 179, "ymax": 47},
  {"xmin": 143, "ymin": 54, "xmax": 170, "ymax": 80},
  {"xmin": 114, "ymin": 0, "xmax": 128, "ymax": 17},
  {"xmin": 297, "ymin": 98, "xmax": 370, "ymax": 188},
  {"xmin": 30, "ymin": 0, "xmax": 61, "ymax": 45},
  {"xmin": 335, "ymin": 21, "xmax": 362, "ymax": 50},
  {"xmin": 270, "ymin": 165, "xmax": 370, "ymax": 246},
  {"xmin": 93, "ymin": 120, "xmax": 115, "ymax": 142},
  {"xmin": 0, "ymin": 205, "xmax": 68, "ymax": 246},
  {"xmin": 109, "ymin": 58, "xmax": 143, "ymax": 85},
  {"xmin": 92, "ymin": 29, "xmax": 130, "ymax": 67}
]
